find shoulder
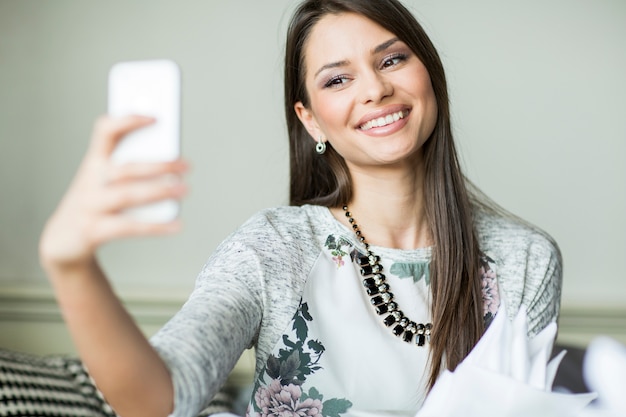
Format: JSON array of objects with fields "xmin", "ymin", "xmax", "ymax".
[
  {"xmin": 231, "ymin": 205, "xmax": 330, "ymax": 248},
  {"xmin": 474, "ymin": 206, "xmax": 561, "ymax": 268},
  {"xmin": 243, "ymin": 205, "xmax": 322, "ymax": 230},
  {"xmin": 208, "ymin": 204, "xmax": 336, "ymax": 273}
]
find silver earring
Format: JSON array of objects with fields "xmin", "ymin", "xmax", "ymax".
[{"xmin": 316, "ymin": 136, "xmax": 327, "ymax": 155}]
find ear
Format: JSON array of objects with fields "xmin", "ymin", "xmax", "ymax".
[{"xmin": 294, "ymin": 101, "xmax": 322, "ymax": 142}]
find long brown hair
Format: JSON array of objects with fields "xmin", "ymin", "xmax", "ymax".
[{"xmin": 285, "ymin": 0, "xmax": 483, "ymax": 389}]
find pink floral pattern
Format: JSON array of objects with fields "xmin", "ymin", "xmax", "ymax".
[
  {"xmin": 248, "ymin": 302, "xmax": 352, "ymax": 417},
  {"xmin": 324, "ymin": 235, "xmax": 356, "ymax": 269},
  {"xmin": 331, "ymin": 256, "xmax": 345, "ymax": 268},
  {"xmin": 480, "ymin": 254, "xmax": 500, "ymax": 327},
  {"xmin": 252, "ymin": 379, "xmax": 323, "ymax": 417}
]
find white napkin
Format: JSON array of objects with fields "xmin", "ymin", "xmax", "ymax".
[{"xmin": 416, "ymin": 303, "xmax": 596, "ymax": 417}]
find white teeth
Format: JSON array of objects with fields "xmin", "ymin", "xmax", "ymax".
[{"xmin": 360, "ymin": 110, "xmax": 407, "ymax": 131}]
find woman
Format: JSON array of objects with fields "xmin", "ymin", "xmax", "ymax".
[{"xmin": 39, "ymin": 0, "xmax": 562, "ymax": 416}]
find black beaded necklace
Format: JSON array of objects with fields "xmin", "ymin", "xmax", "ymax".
[{"xmin": 343, "ymin": 205, "xmax": 433, "ymax": 346}]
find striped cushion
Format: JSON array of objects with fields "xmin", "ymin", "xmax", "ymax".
[
  {"xmin": 0, "ymin": 349, "xmax": 238, "ymax": 416},
  {"xmin": 0, "ymin": 349, "xmax": 115, "ymax": 417}
]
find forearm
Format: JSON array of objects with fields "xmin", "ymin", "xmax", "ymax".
[
  {"xmin": 47, "ymin": 259, "xmax": 173, "ymax": 417},
  {"xmin": 37, "ymin": 116, "xmax": 191, "ymax": 416}
]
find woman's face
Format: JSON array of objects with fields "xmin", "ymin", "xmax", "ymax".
[{"xmin": 295, "ymin": 12, "xmax": 438, "ymax": 172}]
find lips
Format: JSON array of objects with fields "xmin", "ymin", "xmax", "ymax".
[{"xmin": 358, "ymin": 109, "xmax": 410, "ymax": 131}]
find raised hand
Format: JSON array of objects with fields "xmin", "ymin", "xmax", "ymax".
[{"xmin": 40, "ymin": 115, "xmax": 188, "ymax": 271}]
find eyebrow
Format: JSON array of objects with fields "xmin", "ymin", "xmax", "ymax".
[
  {"xmin": 314, "ymin": 60, "xmax": 349, "ymax": 78},
  {"xmin": 373, "ymin": 37, "xmax": 400, "ymax": 54},
  {"xmin": 313, "ymin": 37, "xmax": 401, "ymax": 78}
]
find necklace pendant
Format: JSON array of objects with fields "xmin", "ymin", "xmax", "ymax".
[
  {"xmin": 383, "ymin": 311, "xmax": 402, "ymax": 327},
  {"xmin": 358, "ymin": 255, "xmax": 380, "ymax": 266},
  {"xmin": 370, "ymin": 292, "xmax": 393, "ymax": 306},
  {"xmin": 403, "ymin": 322, "xmax": 417, "ymax": 343},
  {"xmin": 403, "ymin": 330, "xmax": 416, "ymax": 343},
  {"xmin": 375, "ymin": 301, "xmax": 397, "ymax": 315},
  {"xmin": 362, "ymin": 275, "xmax": 385, "ymax": 287},
  {"xmin": 363, "ymin": 277, "xmax": 382, "ymax": 295},
  {"xmin": 361, "ymin": 264, "xmax": 383, "ymax": 275},
  {"xmin": 375, "ymin": 304, "xmax": 389, "ymax": 315},
  {"xmin": 415, "ymin": 323, "xmax": 429, "ymax": 346},
  {"xmin": 365, "ymin": 286, "xmax": 379, "ymax": 296},
  {"xmin": 365, "ymin": 283, "xmax": 389, "ymax": 296},
  {"xmin": 392, "ymin": 317, "xmax": 409, "ymax": 337},
  {"xmin": 425, "ymin": 323, "xmax": 432, "ymax": 343}
]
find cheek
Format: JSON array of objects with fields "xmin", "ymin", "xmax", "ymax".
[
  {"xmin": 310, "ymin": 93, "xmax": 353, "ymax": 136},
  {"xmin": 422, "ymin": 85, "xmax": 438, "ymax": 126},
  {"xmin": 410, "ymin": 76, "xmax": 438, "ymax": 133}
]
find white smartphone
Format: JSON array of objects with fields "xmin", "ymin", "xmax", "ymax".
[{"xmin": 108, "ymin": 59, "xmax": 181, "ymax": 223}]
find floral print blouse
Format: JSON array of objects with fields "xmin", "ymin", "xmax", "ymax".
[{"xmin": 246, "ymin": 234, "xmax": 500, "ymax": 417}]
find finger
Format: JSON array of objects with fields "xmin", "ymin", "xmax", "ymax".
[
  {"xmin": 98, "ymin": 179, "xmax": 188, "ymax": 213},
  {"xmin": 91, "ymin": 217, "xmax": 182, "ymax": 245},
  {"xmin": 105, "ymin": 160, "xmax": 189, "ymax": 185},
  {"xmin": 89, "ymin": 115, "xmax": 156, "ymax": 158}
]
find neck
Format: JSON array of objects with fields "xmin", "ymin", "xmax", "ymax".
[{"xmin": 331, "ymin": 158, "xmax": 432, "ymax": 250}]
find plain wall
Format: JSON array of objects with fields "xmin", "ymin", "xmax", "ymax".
[{"xmin": 1, "ymin": 0, "xmax": 624, "ymax": 311}]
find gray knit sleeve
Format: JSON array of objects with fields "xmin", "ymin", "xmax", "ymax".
[
  {"xmin": 475, "ymin": 208, "xmax": 563, "ymax": 336},
  {"xmin": 150, "ymin": 231, "xmax": 266, "ymax": 417},
  {"xmin": 517, "ymin": 233, "xmax": 562, "ymax": 336}
]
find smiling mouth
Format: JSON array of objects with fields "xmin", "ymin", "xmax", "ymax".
[{"xmin": 358, "ymin": 110, "xmax": 409, "ymax": 131}]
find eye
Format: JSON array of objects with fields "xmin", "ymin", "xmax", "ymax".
[
  {"xmin": 323, "ymin": 75, "xmax": 350, "ymax": 89},
  {"xmin": 381, "ymin": 53, "xmax": 407, "ymax": 69}
]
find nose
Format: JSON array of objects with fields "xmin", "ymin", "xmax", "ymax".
[{"xmin": 359, "ymin": 70, "xmax": 393, "ymax": 104}]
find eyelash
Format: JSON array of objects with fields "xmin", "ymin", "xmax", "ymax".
[
  {"xmin": 323, "ymin": 75, "xmax": 350, "ymax": 88},
  {"xmin": 322, "ymin": 53, "xmax": 409, "ymax": 89},
  {"xmin": 381, "ymin": 53, "xmax": 408, "ymax": 69}
]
